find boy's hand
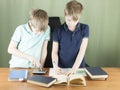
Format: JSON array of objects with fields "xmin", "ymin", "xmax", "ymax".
[
  {"xmin": 53, "ymin": 66, "xmax": 63, "ymax": 75},
  {"xmin": 27, "ymin": 56, "xmax": 40, "ymax": 67},
  {"xmin": 39, "ymin": 64, "xmax": 43, "ymax": 71},
  {"xmin": 65, "ymin": 68, "xmax": 76, "ymax": 76}
]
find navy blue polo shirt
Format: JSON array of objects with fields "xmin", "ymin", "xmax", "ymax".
[{"xmin": 53, "ymin": 22, "xmax": 89, "ymax": 68}]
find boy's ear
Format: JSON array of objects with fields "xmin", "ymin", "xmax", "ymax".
[{"xmin": 64, "ymin": 9, "xmax": 68, "ymax": 16}]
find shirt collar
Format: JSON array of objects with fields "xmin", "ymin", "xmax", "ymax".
[
  {"xmin": 26, "ymin": 22, "xmax": 32, "ymax": 33},
  {"xmin": 64, "ymin": 22, "xmax": 81, "ymax": 32}
]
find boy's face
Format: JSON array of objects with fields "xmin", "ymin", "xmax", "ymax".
[
  {"xmin": 29, "ymin": 20, "xmax": 41, "ymax": 34},
  {"xmin": 65, "ymin": 15, "xmax": 79, "ymax": 29}
]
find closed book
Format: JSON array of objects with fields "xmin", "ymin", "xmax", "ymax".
[
  {"xmin": 8, "ymin": 70, "xmax": 28, "ymax": 81},
  {"xmin": 27, "ymin": 75, "xmax": 56, "ymax": 87},
  {"xmin": 85, "ymin": 67, "xmax": 108, "ymax": 80}
]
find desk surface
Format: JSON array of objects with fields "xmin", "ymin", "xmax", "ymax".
[{"xmin": 0, "ymin": 68, "xmax": 120, "ymax": 90}]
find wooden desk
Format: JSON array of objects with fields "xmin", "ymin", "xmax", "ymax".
[{"xmin": 0, "ymin": 68, "xmax": 120, "ymax": 90}]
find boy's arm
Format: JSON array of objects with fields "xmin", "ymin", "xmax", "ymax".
[
  {"xmin": 40, "ymin": 40, "xmax": 48, "ymax": 69},
  {"xmin": 52, "ymin": 41, "xmax": 63, "ymax": 74},
  {"xmin": 66, "ymin": 38, "xmax": 88, "ymax": 76},
  {"xmin": 52, "ymin": 41, "xmax": 59, "ymax": 67},
  {"xmin": 8, "ymin": 40, "xmax": 40, "ymax": 67}
]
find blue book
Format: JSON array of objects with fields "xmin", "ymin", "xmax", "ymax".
[
  {"xmin": 85, "ymin": 67, "xmax": 108, "ymax": 80},
  {"xmin": 27, "ymin": 75, "xmax": 56, "ymax": 87},
  {"xmin": 8, "ymin": 70, "xmax": 28, "ymax": 81}
]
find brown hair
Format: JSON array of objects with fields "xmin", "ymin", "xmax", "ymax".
[
  {"xmin": 29, "ymin": 9, "xmax": 48, "ymax": 31},
  {"xmin": 65, "ymin": 0, "xmax": 83, "ymax": 21}
]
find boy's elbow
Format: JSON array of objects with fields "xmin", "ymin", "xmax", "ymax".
[
  {"xmin": 8, "ymin": 48, "xmax": 11, "ymax": 54},
  {"xmin": 8, "ymin": 48, "xmax": 12, "ymax": 54}
]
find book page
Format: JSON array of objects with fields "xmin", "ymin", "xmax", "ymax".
[
  {"xmin": 69, "ymin": 75, "xmax": 86, "ymax": 86},
  {"xmin": 75, "ymin": 68, "xmax": 87, "ymax": 76},
  {"xmin": 53, "ymin": 75, "xmax": 68, "ymax": 85},
  {"xmin": 49, "ymin": 68, "xmax": 86, "ymax": 77},
  {"xmin": 49, "ymin": 68, "xmax": 57, "ymax": 76}
]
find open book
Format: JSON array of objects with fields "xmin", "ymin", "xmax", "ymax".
[
  {"xmin": 49, "ymin": 68, "xmax": 86, "ymax": 86},
  {"xmin": 53, "ymin": 74, "xmax": 86, "ymax": 86}
]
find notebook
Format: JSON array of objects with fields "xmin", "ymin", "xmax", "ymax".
[
  {"xmin": 27, "ymin": 75, "xmax": 56, "ymax": 87},
  {"xmin": 8, "ymin": 70, "xmax": 28, "ymax": 81}
]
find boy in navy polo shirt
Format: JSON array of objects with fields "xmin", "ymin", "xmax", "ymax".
[{"xmin": 52, "ymin": 0, "xmax": 89, "ymax": 76}]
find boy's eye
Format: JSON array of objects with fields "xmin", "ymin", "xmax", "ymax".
[
  {"xmin": 66, "ymin": 17, "xmax": 73, "ymax": 22},
  {"xmin": 66, "ymin": 18, "xmax": 72, "ymax": 22}
]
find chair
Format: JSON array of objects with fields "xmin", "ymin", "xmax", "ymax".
[{"xmin": 44, "ymin": 17, "xmax": 61, "ymax": 67}]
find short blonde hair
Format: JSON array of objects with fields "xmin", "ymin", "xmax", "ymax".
[
  {"xmin": 29, "ymin": 9, "xmax": 48, "ymax": 31},
  {"xmin": 65, "ymin": 0, "xmax": 83, "ymax": 21}
]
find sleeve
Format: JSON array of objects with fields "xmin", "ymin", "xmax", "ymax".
[
  {"xmin": 83, "ymin": 25, "xmax": 89, "ymax": 38},
  {"xmin": 11, "ymin": 26, "xmax": 22, "ymax": 43},
  {"xmin": 45, "ymin": 25, "xmax": 50, "ymax": 41}
]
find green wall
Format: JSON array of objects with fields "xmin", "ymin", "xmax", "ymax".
[{"xmin": 0, "ymin": 0, "xmax": 120, "ymax": 67}]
